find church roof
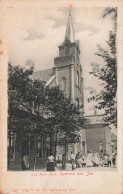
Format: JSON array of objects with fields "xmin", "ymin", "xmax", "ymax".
[{"xmin": 31, "ymin": 69, "xmax": 54, "ymax": 83}]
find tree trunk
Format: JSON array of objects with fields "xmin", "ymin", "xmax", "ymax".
[
  {"xmin": 64, "ymin": 133, "xmax": 67, "ymax": 170},
  {"xmin": 50, "ymin": 134, "xmax": 52, "ymax": 153},
  {"xmin": 8, "ymin": 127, "xmax": 11, "ymax": 170},
  {"xmin": 34, "ymin": 136, "xmax": 37, "ymax": 171},
  {"xmin": 54, "ymin": 132, "xmax": 57, "ymax": 167},
  {"xmin": 29, "ymin": 133, "xmax": 31, "ymax": 170}
]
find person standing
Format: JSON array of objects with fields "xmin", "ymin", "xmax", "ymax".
[
  {"xmin": 70, "ymin": 151, "xmax": 76, "ymax": 170},
  {"xmin": 76, "ymin": 152, "xmax": 80, "ymax": 168},
  {"xmin": 82, "ymin": 154, "xmax": 86, "ymax": 167},
  {"xmin": 112, "ymin": 154, "xmax": 116, "ymax": 168},
  {"xmin": 104, "ymin": 154, "xmax": 108, "ymax": 167},
  {"xmin": 108, "ymin": 154, "xmax": 112, "ymax": 167},
  {"xmin": 86, "ymin": 151, "xmax": 93, "ymax": 167},
  {"xmin": 47, "ymin": 152, "xmax": 55, "ymax": 171},
  {"xmin": 62, "ymin": 154, "xmax": 66, "ymax": 170},
  {"xmin": 93, "ymin": 152, "xmax": 100, "ymax": 167},
  {"xmin": 23, "ymin": 153, "xmax": 30, "ymax": 170}
]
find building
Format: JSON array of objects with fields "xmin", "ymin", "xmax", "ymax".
[
  {"xmin": 111, "ymin": 133, "xmax": 117, "ymax": 154},
  {"xmin": 33, "ymin": 9, "xmax": 86, "ymax": 156},
  {"xmin": 8, "ymin": 108, "xmax": 54, "ymax": 170},
  {"xmin": 86, "ymin": 114, "xmax": 112, "ymax": 155}
]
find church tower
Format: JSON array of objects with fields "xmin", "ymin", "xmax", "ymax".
[{"xmin": 54, "ymin": 9, "xmax": 84, "ymax": 112}]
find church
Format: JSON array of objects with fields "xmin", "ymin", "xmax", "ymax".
[
  {"xmin": 32, "ymin": 9, "xmax": 87, "ymax": 155},
  {"xmin": 32, "ymin": 9, "xmax": 112, "ymax": 157}
]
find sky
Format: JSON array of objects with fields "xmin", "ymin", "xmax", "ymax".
[{"xmin": 2, "ymin": 7, "xmax": 114, "ymax": 115}]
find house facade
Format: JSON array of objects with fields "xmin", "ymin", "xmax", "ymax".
[
  {"xmin": 111, "ymin": 133, "xmax": 117, "ymax": 154},
  {"xmin": 86, "ymin": 114, "xmax": 112, "ymax": 155}
]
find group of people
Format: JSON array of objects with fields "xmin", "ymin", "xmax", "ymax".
[
  {"xmin": 68, "ymin": 151, "xmax": 117, "ymax": 170},
  {"xmin": 22, "ymin": 151, "xmax": 117, "ymax": 171}
]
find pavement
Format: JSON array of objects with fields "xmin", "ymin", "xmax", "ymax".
[
  {"xmin": 37, "ymin": 163, "xmax": 117, "ymax": 171},
  {"xmin": 55, "ymin": 163, "xmax": 117, "ymax": 171}
]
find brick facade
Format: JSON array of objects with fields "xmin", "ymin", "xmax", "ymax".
[{"xmin": 86, "ymin": 115, "xmax": 112, "ymax": 154}]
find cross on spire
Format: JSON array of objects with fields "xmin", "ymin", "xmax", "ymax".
[{"xmin": 65, "ymin": 8, "xmax": 75, "ymax": 42}]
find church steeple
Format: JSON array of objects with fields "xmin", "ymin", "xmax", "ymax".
[
  {"xmin": 54, "ymin": 8, "xmax": 81, "ymax": 65},
  {"xmin": 54, "ymin": 8, "xmax": 84, "ymax": 112},
  {"xmin": 65, "ymin": 9, "xmax": 75, "ymax": 42}
]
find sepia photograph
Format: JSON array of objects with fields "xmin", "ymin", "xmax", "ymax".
[
  {"xmin": 7, "ymin": 6, "xmax": 118, "ymax": 172},
  {"xmin": 1, "ymin": 0, "xmax": 123, "ymax": 193}
]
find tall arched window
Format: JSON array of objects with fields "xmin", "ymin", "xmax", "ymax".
[
  {"xmin": 99, "ymin": 142, "xmax": 103, "ymax": 153},
  {"xmin": 76, "ymin": 71, "xmax": 79, "ymax": 86},
  {"xmin": 65, "ymin": 45, "xmax": 69, "ymax": 55},
  {"xmin": 61, "ymin": 77, "xmax": 66, "ymax": 91},
  {"xmin": 75, "ymin": 98, "xmax": 79, "ymax": 107}
]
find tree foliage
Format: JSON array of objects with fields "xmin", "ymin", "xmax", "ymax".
[
  {"xmin": 89, "ymin": 8, "xmax": 117, "ymax": 127},
  {"xmin": 8, "ymin": 63, "xmax": 86, "ymax": 144},
  {"xmin": 45, "ymin": 86, "xmax": 86, "ymax": 144}
]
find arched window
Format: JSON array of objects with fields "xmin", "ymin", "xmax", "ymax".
[
  {"xmin": 75, "ymin": 98, "xmax": 79, "ymax": 107},
  {"xmin": 61, "ymin": 77, "xmax": 66, "ymax": 91},
  {"xmin": 76, "ymin": 71, "xmax": 79, "ymax": 86},
  {"xmin": 65, "ymin": 45, "xmax": 69, "ymax": 55},
  {"xmin": 99, "ymin": 142, "xmax": 103, "ymax": 152},
  {"xmin": 82, "ymin": 141, "xmax": 85, "ymax": 153}
]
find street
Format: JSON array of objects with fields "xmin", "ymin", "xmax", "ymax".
[{"xmin": 37, "ymin": 163, "xmax": 117, "ymax": 172}]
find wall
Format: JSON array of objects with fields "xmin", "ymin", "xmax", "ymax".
[
  {"xmin": 86, "ymin": 125, "xmax": 106, "ymax": 153},
  {"xmin": 8, "ymin": 131, "xmax": 22, "ymax": 171},
  {"xmin": 105, "ymin": 127, "xmax": 112, "ymax": 154},
  {"xmin": 57, "ymin": 66, "xmax": 72, "ymax": 98},
  {"xmin": 74, "ymin": 65, "xmax": 84, "ymax": 110},
  {"xmin": 76, "ymin": 129, "xmax": 86, "ymax": 153},
  {"xmin": 59, "ymin": 45, "xmax": 75, "ymax": 57},
  {"xmin": 8, "ymin": 133, "xmax": 47, "ymax": 171}
]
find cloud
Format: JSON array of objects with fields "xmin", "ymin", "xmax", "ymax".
[{"xmin": 3, "ymin": 7, "xmax": 114, "ymax": 115}]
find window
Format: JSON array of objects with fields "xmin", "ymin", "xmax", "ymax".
[
  {"xmin": 8, "ymin": 131, "xmax": 16, "ymax": 160},
  {"xmin": 99, "ymin": 142, "xmax": 103, "ymax": 152},
  {"xmin": 62, "ymin": 77, "xmax": 66, "ymax": 91},
  {"xmin": 76, "ymin": 71, "xmax": 79, "ymax": 86},
  {"xmin": 65, "ymin": 45, "xmax": 69, "ymax": 55},
  {"xmin": 75, "ymin": 98, "xmax": 79, "ymax": 107},
  {"xmin": 37, "ymin": 137, "xmax": 43, "ymax": 158},
  {"xmin": 82, "ymin": 141, "xmax": 85, "ymax": 153}
]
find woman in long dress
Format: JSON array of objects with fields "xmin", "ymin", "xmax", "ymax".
[
  {"xmin": 93, "ymin": 152, "xmax": 100, "ymax": 167},
  {"xmin": 22, "ymin": 153, "xmax": 30, "ymax": 170},
  {"xmin": 86, "ymin": 151, "xmax": 93, "ymax": 167},
  {"xmin": 47, "ymin": 152, "xmax": 55, "ymax": 171}
]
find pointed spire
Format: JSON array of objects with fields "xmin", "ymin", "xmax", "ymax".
[{"xmin": 65, "ymin": 8, "xmax": 75, "ymax": 42}]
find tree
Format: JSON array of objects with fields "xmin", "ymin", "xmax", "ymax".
[
  {"xmin": 8, "ymin": 63, "xmax": 86, "ymax": 170},
  {"xmin": 89, "ymin": 8, "xmax": 117, "ymax": 127},
  {"xmin": 45, "ymin": 86, "xmax": 86, "ymax": 168},
  {"xmin": 8, "ymin": 63, "xmax": 51, "ymax": 170},
  {"xmin": 8, "ymin": 62, "xmax": 34, "ymax": 168}
]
